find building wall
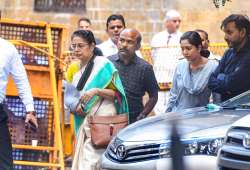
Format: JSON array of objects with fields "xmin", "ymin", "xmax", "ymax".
[{"xmin": 0, "ymin": 0, "xmax": 249, "ymax": 45}]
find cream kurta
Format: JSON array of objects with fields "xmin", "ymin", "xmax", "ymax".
[{"xmin": 72, "ymin": 98, "xmax": 116, "ymax": 170}]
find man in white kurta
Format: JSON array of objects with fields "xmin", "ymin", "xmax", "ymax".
[
  {"xmin": 98, "ymin": 14, "xmax": 142, "ymax": 58},
  {"xmin": 151, "ymin": 9, "xmax": 183, "ymax": 114}
]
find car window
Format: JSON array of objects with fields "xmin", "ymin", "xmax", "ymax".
[{"xmin": 221, "ymin": 90, "xmax": 250, "ymax": 107}]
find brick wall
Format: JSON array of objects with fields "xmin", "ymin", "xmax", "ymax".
[{"xmin": 1, "ymin": 0, "xmax": 249, "ymax": 46}]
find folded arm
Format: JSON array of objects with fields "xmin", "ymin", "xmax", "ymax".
[{"xmin": 208, "ymin": 56, "xmax": 250, "ymax": 94}]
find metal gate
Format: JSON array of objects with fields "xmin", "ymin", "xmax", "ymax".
[{"xmin": 1, "ymin": 18, "xmax": 66, "ymax": 169}]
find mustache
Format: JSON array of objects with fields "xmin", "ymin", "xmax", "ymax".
[{"xmin": 119, "ymin": 48, "xmax": 128, "ymax": 52}]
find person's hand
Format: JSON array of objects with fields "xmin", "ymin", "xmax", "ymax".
[
  {"xmin": 79, "ymin": 88, "xmax": 100, "ymax": 104},
  {"xmin": 136, "ymin": 113, "xmax": 147, "ymax": 121},
  {"xmin": 25, "ymin": 111, "xmax": 38, "ymax": 130},
  {"xmin": 75, "ymin": 102, "xmax": 87, "ymax": 117},
  {"xmin": 76, "ymin": 88, "xmax": 100, "ymax": 116},
  {"xmin": 217, "ymin": 73, "xmax": 226, "ymax": 80}
]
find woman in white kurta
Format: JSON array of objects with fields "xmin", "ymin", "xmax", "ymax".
[{"xmin": 65, "ymin": 30, "xmax": 128, "ymax": 170}]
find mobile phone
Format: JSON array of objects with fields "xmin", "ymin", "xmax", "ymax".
[
  {"xmin": 80, "ymin": 102, "xmax": 86, "ymax": 112},
  {"xmin": 26, "ymin": 120, "xmax": 37, "ymax": 132},
  {"xmin": 80, "ymin": 99, "xmax": 89, "ymax": 112}
]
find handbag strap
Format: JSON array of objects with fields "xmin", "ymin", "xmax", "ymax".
[
  {"xmin": 92, "ymin": 98, "xmax": 104, "ymax": 116},
  {"xmin": 76, "ymin": 55, "xmax": 96, "ymax": 91}
]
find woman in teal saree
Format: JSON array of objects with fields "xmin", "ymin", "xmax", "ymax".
[{"xmin": 65, "ymin": 30, "xmax": 128, "ymax": 170}]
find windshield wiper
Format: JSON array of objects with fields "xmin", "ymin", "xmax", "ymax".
[
  {"xmin": 221, "ymin": 106, "xmax": 237, "ymax": 110},
  {"xmin": 237, "ymin": 103, "xmax": 250, "ymax": 109},
  {"xmin": 220, "ymin": 104, "xmax": 250, "ymax": 110}
]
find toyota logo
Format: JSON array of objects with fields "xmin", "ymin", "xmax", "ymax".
[
  {"xmin": 116, "ymin": 145, "xmax": 127, "ymax": 160},
  {"xmin": 243, "ymin": 133, "xmax": 250, "ymax": 149}
]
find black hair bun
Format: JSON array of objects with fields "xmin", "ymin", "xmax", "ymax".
[{"xmin": 200, "ymin": 49, "xmax": 210, "ymax": 58}]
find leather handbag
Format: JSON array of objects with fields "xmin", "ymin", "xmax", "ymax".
[
  {"xmin": 88, "ymin": 114, "xmax": 128, "ymax": 149},
  {"xmin": 75, "ymin": 56, "xmax": 128, "ymax": 148}
]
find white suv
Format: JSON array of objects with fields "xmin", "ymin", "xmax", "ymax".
[{"xmin": 218, "ymin": 114, "xmax": 250, "ymax": 170}]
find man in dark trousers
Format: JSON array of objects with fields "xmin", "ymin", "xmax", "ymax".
[
  {"xmin": 0, "ymin": 35, "xmax": 38, "ymax": 168},
  {"xmin": 208, "ymin": 14, "xmax": 250, "ymax": 101},
  {"xmin": 108, "ymin": 28, "xmax": 159, "ymax": 123}
]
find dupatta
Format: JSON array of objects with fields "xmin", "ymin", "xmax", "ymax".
[{"xmin": 66, "ymin": 56, "xmax": 129, "ymax": 134}]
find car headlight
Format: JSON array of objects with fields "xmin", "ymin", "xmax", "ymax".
[{"xmin": 159, "ymin": 137, "xmax": 224, "ymax": 158}]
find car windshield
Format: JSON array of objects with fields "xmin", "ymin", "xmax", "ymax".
[{"xmin": 220, "ymin": 90, "xmax": 250, "ymax": 108}]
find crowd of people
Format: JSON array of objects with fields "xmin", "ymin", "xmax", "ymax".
[{"xmin": 1, "ymin": 9, "xmax": 250, "ymax": 170}]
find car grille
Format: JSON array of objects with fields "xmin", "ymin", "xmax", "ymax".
[
  {"xmin": 225, "ymin": 127, "xmax": 248, "ymax": 145},
  {"xmin": 220, "ymin": 150, "xmax": 250, "ymax": 162},
  {"xmin": 219, "ymin": 127, "xmax": 250, "ymax": 170},
  {"xmin": 106, "ymin": 142, "xmax": 161, "ymax": 163}
]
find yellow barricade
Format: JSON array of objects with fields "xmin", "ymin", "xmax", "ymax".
[
  {"xmin": 1, "ymin": 18, "xmax": 66, "ymax": 169},
  {"xmin": 140, "ymin": 44, "xmax": 228, "ymax": 90},
  {"xmin": 140, "ymin": 43, "xmax": 228, "ymax": 64}
]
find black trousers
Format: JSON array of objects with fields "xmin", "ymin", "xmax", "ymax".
[{"xmin": 0, "ymin": 104, "xmax": 13, "ymax": 170}]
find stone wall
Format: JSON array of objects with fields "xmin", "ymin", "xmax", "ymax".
[{"xmin": 0, "ymin": 0, "xmax": 249, "ymax": 45}]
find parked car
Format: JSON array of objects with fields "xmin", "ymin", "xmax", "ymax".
[
  {"xmin": 217, "ymin": 113, "xmax": 250, "ymax": 170},
  {"xmin": 100, "ymin": 90, "xmax": 250, "ymax": 170}
]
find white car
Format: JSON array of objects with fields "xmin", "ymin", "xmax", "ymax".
[
  {"xmin": 218, "ymin": 113, "xmax": 250, "ymax": 170},
  {"xmin": 101, "ymin": 91, "xmax": 250, "ymax": 170}
]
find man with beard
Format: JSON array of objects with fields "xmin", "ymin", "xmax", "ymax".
[
  {"xmin": 208, "ymin": 14, "xmax": 250, "ymax": 101},
  {"xmin": 108, "ymin": 28, "xmax": 159, "ymax": 123}
]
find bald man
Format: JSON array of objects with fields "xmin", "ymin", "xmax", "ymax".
[
  {"xmin": 151, "ymin": 9, "xmax": 183, "ymax": 115},
  {"xmin": 108, "ymin": 29, "xmax": 159, "ymax": 123}
]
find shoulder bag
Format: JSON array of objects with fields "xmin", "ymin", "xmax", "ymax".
[{"xmin": 77, "ymin": 56, "xmax": 128, "ymax": 148}]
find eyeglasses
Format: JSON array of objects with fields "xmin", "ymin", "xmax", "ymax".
[{"xmin": 70, "ymin": 43, "xmax": 89, "ymax": 50}]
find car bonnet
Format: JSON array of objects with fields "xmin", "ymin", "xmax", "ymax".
[{"xmin": 117, "ymin": 107, "xmax": 250, "ymax": 142}]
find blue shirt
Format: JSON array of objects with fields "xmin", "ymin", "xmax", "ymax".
[{"xmin": 208, "ymin": 38, "xmax": 250, "ymax": 101}]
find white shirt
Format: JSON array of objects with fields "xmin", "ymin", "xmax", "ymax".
[
  {"xmin": 97, "ymin": 38, "xmax": 143, "ymax": 58},
  {"xmin": 97, "ymin": 38, "xmax": 118, "ymax": 57},
  {"xmin": 151, "ymin": 30, "xmax": 182, "ymax": 48},
  {"xmin": 151, "ymin": 30, "xmax": 183, "ymax": 83},
  {"xmin": 0, "ymin": 38, "xmax": 34, "ymax": 111}
]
